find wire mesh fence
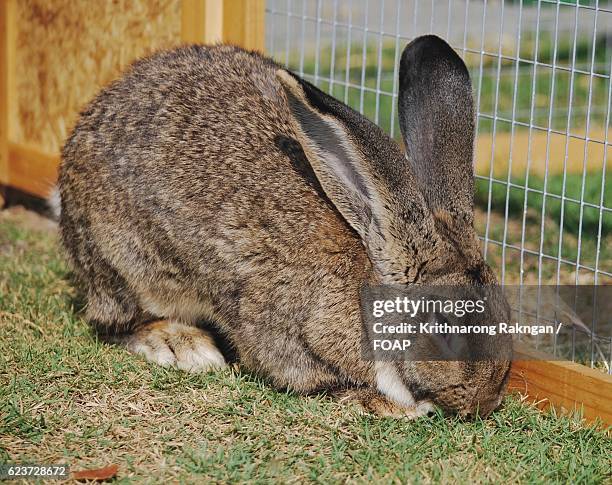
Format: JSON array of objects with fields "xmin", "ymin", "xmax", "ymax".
[{"xmin": 265, "ymin": 0, "xmax": 611, "ymax": 371}]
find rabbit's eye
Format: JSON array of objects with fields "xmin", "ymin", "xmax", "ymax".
[
  {"xmin": 434, "ymin": 312, "xmax": 450, "ymax": 325},
  {"xmin": 431, "ymin": 313, "xmax": 466, "ymax": 358},
  {"xmin": 404, "ymin": 261, "xmax": 428, "ymax": 283}
]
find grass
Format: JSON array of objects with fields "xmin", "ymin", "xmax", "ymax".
[
  {"xmin": 1, "ymin": 208, "xmax": 611, "ymax": 482},
  {"xmin": 474, "ymin": 172, "xmax": 612, "ymax": 282},
  {"xmin": 476, "ymin": 171, "xmax": 611, "ymax": 238}
]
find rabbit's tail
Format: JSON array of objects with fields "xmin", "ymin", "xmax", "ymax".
[{"xmin": 47, "ymin": 186, "xmax": 61, "ymax": 221}]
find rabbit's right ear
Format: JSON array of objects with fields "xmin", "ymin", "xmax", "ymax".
[
  {"xmin": 276, "ymin": 70, "xmax": 389, "ymax": 245},
  {"xmin": 398, "ymin": 35, "xmax": 475, "ymax": 222}
]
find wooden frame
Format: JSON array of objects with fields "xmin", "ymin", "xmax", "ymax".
[
  {"xmin": 1, "ymin": 0, "xmax": 610, "ymax": 427},
  {"xmin": 181, "ymin": 0, "xmax": 265, "ymax": 50},
  {"xmin": 509, "ymin": 344, "xmax": 612, "ymax": 426},
  {"xmin": 0, "ymin": 0, "xmax": 15, "ymax": 206}
]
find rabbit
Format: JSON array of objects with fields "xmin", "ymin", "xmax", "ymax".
[{"xmin": 58, "ymin": 34, "xmax": 512, "ymax": 419}]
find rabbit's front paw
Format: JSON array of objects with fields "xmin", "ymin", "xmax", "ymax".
[
  {"xmin": 127, "ymin": 320, "xmax": 226, "ymax": 372},
  {"xmin": 334, "ymin": 388, "xmax": 435, "ymax": 419}
]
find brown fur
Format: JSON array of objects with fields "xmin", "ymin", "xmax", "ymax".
[
  {"xmin": 58, "ymin": 37, "xmax": 511, "ymax": 419},
  {"xmin": 332, "ymin": 388, "xmax": 434, "ymax": 418},
  {"xmin": 125, "ymin": 320, "xmax": 226, "ymax": 372}
]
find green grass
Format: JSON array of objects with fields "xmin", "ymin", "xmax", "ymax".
[
  {"xmin": 1, "ymin": 210, "xmax": 611, "ymax": 482},
  {"xmin": 474, "ymin": 172, "xmax": 612, "ymax": 274},
  {"xmin": 476, "ymin": 171, "xmax": 612, "ymax": 237}
]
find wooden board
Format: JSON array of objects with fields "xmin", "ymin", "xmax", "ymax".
[
  {"xmin": 7, "ymin": 142, "xmax": 59, "ymax": 198},
  {"xmin": 181, "ymin": 0, "xmax": 265, "ymax": 52},
  {"xmin": 181, "ymin": 0, "xmax": 218, "ymax": 44},
  {"xmin": 475, "ymin": 128, "xmax": 611, "ymax": 178},
  {"xmin": 0, "ymin": 0, "xmax": 16, "ymax": 206},
  {"xmin": 509, "ymin": 343, "xmax": 612, "ymax": 427},
  {"xmin": 223, "ymin": 0, "xmax": 265, "ymax": 53}
]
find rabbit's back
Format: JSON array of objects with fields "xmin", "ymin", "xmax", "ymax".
[
  {"xmin": 63, "ymin": 45, "xmax": 307, "ymax": 198},
  {"xmin": 59, "ymin": 44, "xmax": 368, "ymax": 339}
]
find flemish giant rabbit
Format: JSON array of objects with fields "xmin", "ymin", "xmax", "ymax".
[{"xmin": 58, "ymin": 35, "xmax": 512, "ymax": 418}]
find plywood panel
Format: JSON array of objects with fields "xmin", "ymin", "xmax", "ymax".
[{"xmin": 13, "ymin": 0, "xmax": 182, "ymax": 155}]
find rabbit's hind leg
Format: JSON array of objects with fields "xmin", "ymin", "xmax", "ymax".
[
  {"xmin": 88, "ymin": 282, "xmax": 227, "ymax": 373},
  {"xmin": 65, "ymin": 231, "xmax": 226, "ymax": 373},
  {"xmin": 125, "ymin": 320, "xmax": 226, "ymax": 372}
]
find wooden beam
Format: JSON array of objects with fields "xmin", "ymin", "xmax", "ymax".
[
  {"xmin": 181, "ymin": 0, "xmax": 265, "ymax": 52},
  {"xmin": 475, "ymin": 129, "xmax": 611, "ymax": 178},
  {"xmin": 223, "ymin": 0, "xmax": 265, "ymax": 52},
  {"xmin": 0, "ymin": 0, "xmax": 16, "ymax": 207},
  {"xmin": 181, "ymin": 0, "xmax": 223, "ymax": 45},
  {"xmin": 509, "ymin": 343, "xmax": 612, "ymax": 426},
  {"xmin": 7, "ymin": 142, "xmax": 59, "ymax": 198}
]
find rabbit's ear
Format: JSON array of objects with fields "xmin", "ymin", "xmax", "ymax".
[
  {"xmin": 277, "ymin": 70, "xmax": 388, "ymax": 243},
  {"xmin": 398, "ymin": 35, "xmax": 475, "ymax": 221}
]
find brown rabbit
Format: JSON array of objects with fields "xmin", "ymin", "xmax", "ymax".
[{"xmin": 58, "ymin": 35, "xmax": 512, "ymax": 418}]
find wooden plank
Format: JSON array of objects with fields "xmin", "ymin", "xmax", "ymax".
[
  {"xmin": 182, "ymin": 0, "xmax": 265, "ymax": 51},
  {"xmin": 181, "ymin": 0, "xmax": 223, "ymax": 44},
  {"xmin": 181, "ymin": 0, "xmax": 206, "ymax": 43},
  {"xmin": 509, "ymin": 343, "xmax": 612, "ymax": 426},
  {"xmin": 7, "ymin": 142, "xmax": 59, "ymax": 198},
  {"xmin": 181, "ymin": 0, "xmax": 224, "ymax": 44},
  {"xmin": 0, "ymin": 0, "xmax": 16, "ymax": 207},
  {"xmin": 244, "ymin": 0, "xmax": 266, "ymax": 53},
  {"xmin": 474, "ymin": 129, "xmax": 611, "ymax": 178},
  {"xmin": 223, "ymin": 0, "xmax": 265, "ymax": 52}
]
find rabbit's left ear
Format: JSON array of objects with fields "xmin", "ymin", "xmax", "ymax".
[
  {"xmin": 398, "ymin": 35, "xmax": 475, "ymax": 222},
  {"xmin": 276, "ymin": 69, "xmax": 390, "ymax": 246}
]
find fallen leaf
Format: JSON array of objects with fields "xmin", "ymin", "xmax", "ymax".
[{"xmin": 73, "ymin": 464, "xmax": 119, "ymax": 481}]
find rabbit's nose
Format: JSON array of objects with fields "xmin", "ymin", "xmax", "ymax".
[{"xmin": 467, "ymin": 396, "xmax": 500, "ymax": 419}]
